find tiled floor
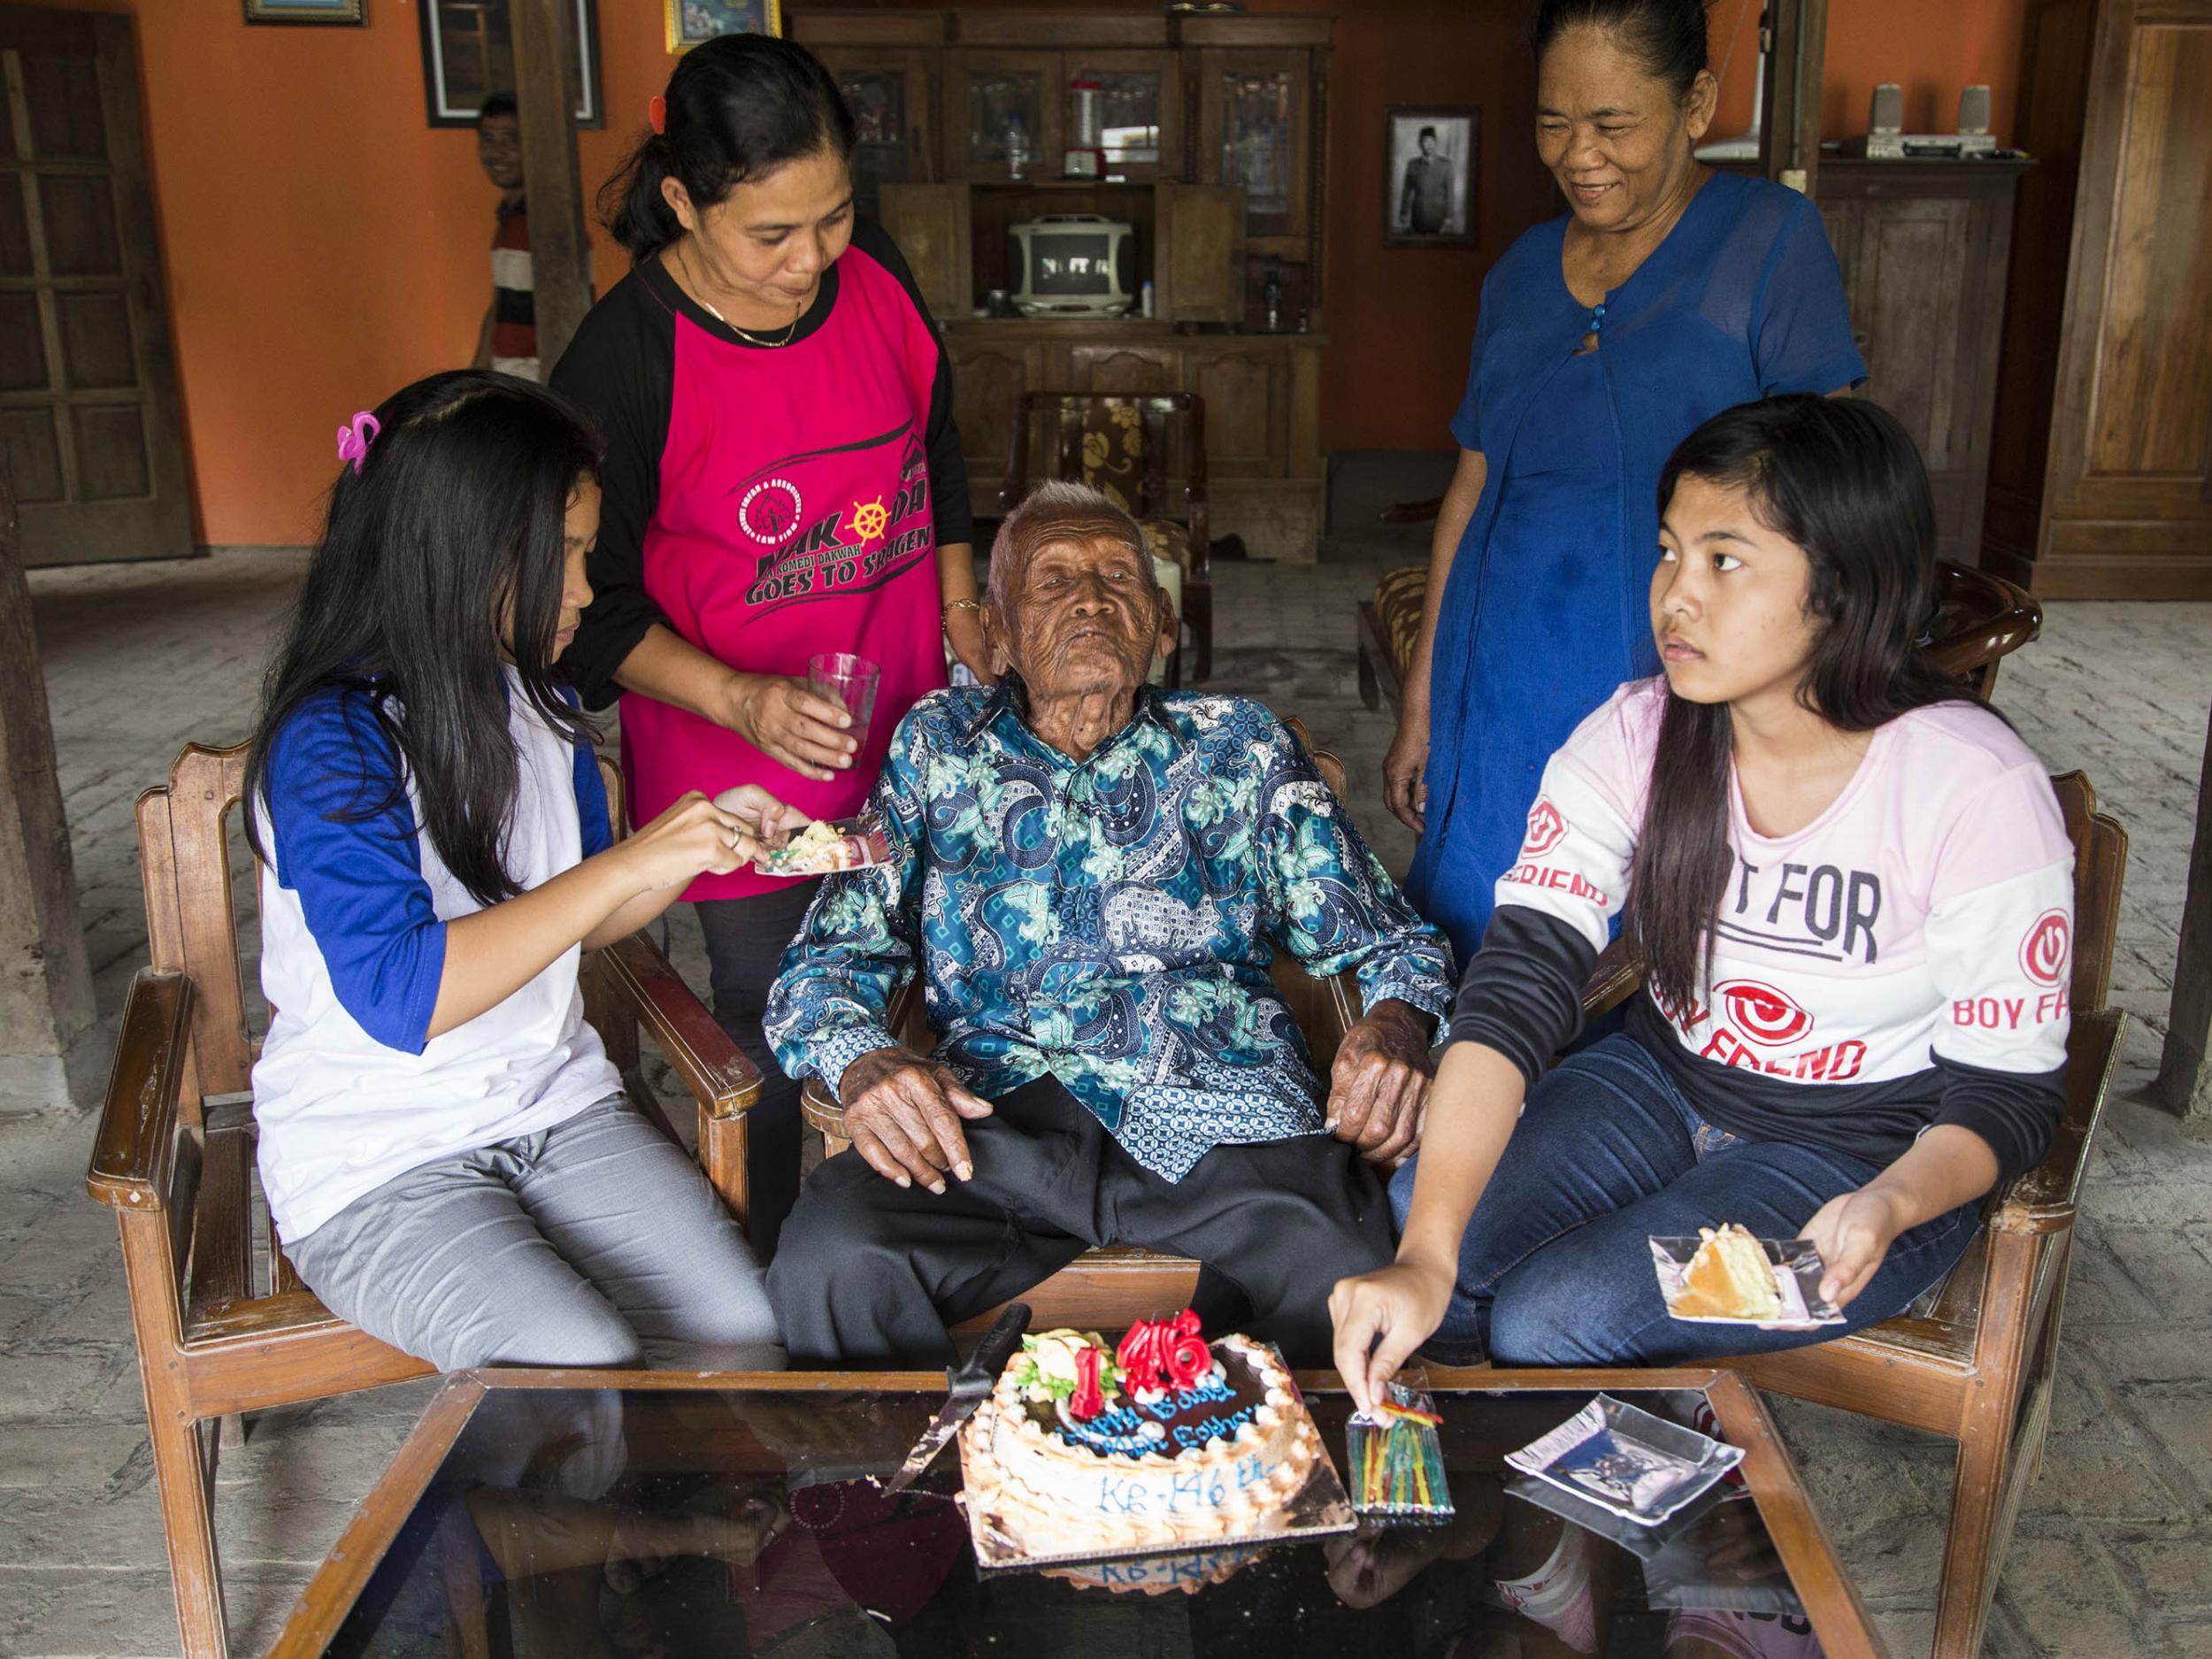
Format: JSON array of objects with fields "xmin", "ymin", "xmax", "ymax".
[{"xmin": 6, "ymin": 523, "xmax": 2208, "ymax": 1657}]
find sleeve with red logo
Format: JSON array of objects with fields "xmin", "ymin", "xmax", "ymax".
[
  {"xmin": 1917, "ymin": 760, "xmax": 2073, "ymax": 1179},
  {"xmin": 1446, "ymin": 684, "xmax": 1650, "ymax": 1086}
]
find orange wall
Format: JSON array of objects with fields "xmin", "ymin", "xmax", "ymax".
[
  {"xmin": 1708, "ymin": 0, "xmax": 2029, "ymax": 143},
  {"xmin": 45, "ymin": 0, "xmax": 668, "ymax": 547},
  {"xmin": 60, "ymin": 0, "xmax": 2030, "ymax": 544}
]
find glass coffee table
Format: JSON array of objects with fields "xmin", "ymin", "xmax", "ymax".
[{"xmin": 268, "ymin": 1366, "xmax": 1890, "ymax": 1658}]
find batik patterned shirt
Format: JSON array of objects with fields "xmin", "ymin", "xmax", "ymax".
[{"xmin": 764, "ymin": 682, "xmax": 1455, "ymax": 1181}]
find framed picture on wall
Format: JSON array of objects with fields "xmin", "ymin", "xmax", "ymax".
[
  {"xmin": 666, "ymin": 0, "xmax": 781, "ymax": 53},
  {"xmin": 419, "ymin": 0, "xmax": 603, "ymax": 129},
  {"xmin": 244, "ymin": 0, "xmax": 365, "ymax": 21},
  {"xmin": 1384, "ymin": 104, "xmax": 1477, "ymax": 248}
]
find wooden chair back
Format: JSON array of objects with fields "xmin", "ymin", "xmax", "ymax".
[
  {"xmin": 1005, "ymin": 392, "xmax": 1208, "ymax": 516},
  {"xmin": 2001, "ymin": 770, "xmax": 2124, "ymax": 1222},
  {"xmin": 135, "ymin": 744, "xmax": 258, "ymax": 1110},
  {"xmin": 1924, "ymin": 563, "xmax": 2042, "ymax": 700}
]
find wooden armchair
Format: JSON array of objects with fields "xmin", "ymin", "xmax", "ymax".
[
  {"xmin": 1355, "ymin": 557, "xmax": 2042, "ymax": 718},
  {"xmin": 82, "ymin": 743, "xmax": 760, "ymax": 1659},
  {"xmin": 1724, "ymin": 770, "xmax": 2125, "ymax": 1659},
  {"xmin": 1002, "ymin": 391, "xmax": 1212, "ymax": 684}
]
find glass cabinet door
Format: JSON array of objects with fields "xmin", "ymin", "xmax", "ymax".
[
  {"xmin": 945, "ymin": 50, "xmax": 1061, "ymax": 182},
  {"xmin": 1068, "ymin": 50, "xmax": 1180, "ymax": 180},
  {"xmin": 1199, "ymin": 49, "xmax": 1310, "ymax": 252},
  {"xmin": 815, "ymin": 49, "xmax": 935, "ymax": 219}
]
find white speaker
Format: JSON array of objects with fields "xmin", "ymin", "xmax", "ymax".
[
  {"xmin": 1869, "ymin": 83, "xmax": 1905, "ymax": 135},
  {"xmin": 1958, "ymin": 85, "xmax": 1993, "ymax": 136}
]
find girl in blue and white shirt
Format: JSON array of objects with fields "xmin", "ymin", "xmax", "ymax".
[{"xmin": 245, "ymin": 371, "xmax": 798, "ymax": 1371}]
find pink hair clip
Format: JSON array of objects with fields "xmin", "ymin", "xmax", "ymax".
[{"xmin": 335, "ymin": 411, "xmax": 380, "ymax": 476}]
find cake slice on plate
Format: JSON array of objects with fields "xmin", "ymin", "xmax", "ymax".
[{"xmin": 1669, "ymin": 1225, "xmax": 1785, "ymax": 1321}]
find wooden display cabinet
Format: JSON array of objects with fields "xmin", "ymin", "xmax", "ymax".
[{"xmin": 789, "ymin": 7, "xmax": 1335, "ymax": 560}]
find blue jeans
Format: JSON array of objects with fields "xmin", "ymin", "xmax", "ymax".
[{"xmin": 1387, "ymin": 1036, "xmax": 1981, "ymax": 1367}]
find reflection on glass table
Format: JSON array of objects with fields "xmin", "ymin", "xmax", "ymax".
[{"xmin": 269, "ymin": 1369, "xmax": 1889, "ymax": 1659}]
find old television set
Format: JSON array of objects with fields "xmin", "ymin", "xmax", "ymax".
[{"xmin": 1006, "ymin": 214, "xmax": 1137, "ymax": 318}]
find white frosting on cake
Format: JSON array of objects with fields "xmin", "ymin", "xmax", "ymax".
[{"xmin": 958, "ymin": 1333, "xmax": 1320, "ymax": 1557}]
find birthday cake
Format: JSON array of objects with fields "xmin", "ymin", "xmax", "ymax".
[{"xmin": 957, "ymin": 1312, "xmax": 1325, "ymax": 1561}]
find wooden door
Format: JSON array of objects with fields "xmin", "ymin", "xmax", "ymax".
[
  {"xmin": 1154, "ymin": 182, "xmax": 1244, "ymax": 324},
  {"xmin": 2032, "ymin": 0, "xmax": 2212, "ymax": 595},
  {"xmin": 880, "ymin": 182, "xmax": 971, "ymax": 320},
  {"xmin": 814, "ymin": 48, "xmax": 937, "ymax": 221},
  {"xmin": 0, "ymin": 8, "xmax": 188, "ymax": 566},
  {"xmin": 943, "ymin": 50, "xmax": 1063, "ymax": 184},
  {"xmin": 949, "ymin": 335, "xmax": 1037, "ymax": 513},
  {"xmin": 1195, "ymin": 47, "xmax": 1311, "ymax": 258}
]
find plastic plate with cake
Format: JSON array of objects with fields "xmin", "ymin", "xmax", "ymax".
[
  {"xmin": 956, "ymin": 1310, "xmax": 1356, "ymax": 1571},
  {"xmin": 1650, "ymin": 1225, "xmax": 1844, "ymax": 1328},
  {"xmin": 751, "ymin": 816, "xmax": 893, "ymax": 878}
]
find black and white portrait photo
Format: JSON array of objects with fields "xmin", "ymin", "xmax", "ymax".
[{"xmin": 1385, "ymin": 105, "xmax": 1477, "ymax": 247}]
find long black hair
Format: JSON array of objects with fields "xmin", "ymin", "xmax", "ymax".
[
  {"xmin": 244, "ymin": 371, "xmax": 601, "ymax": 909},
  {"xmin": 603, "ymin": 34, "xmax": 855, "ymax": 261},
  {"xmin": 1531, "ymin": 0, "xmax": 1711, "ymax": 98},
  {"xmin": 1625, "ymin": 396, "xmax": 1975, "ymax": 1012}
]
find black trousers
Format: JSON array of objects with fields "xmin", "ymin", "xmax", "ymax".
[
  {"xmin": 766, "ymin": 1076, "xmax": 1396, "ymax": 1368},
  {"xmin": 693, "ymin": 879, "xmax": 823, "ymax": 1263}
]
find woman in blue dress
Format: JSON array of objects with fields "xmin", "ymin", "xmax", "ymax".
[{"xmin": 1386, "ymin": 0, "xmax": 1865, "ymax": 960}]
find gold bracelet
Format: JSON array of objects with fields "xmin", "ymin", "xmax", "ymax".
[{"xmin": 943, "ymin": 599, "xmax": 981, "ymax": 617}]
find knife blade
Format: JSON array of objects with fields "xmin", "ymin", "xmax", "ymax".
[{"xmin": 877, "ymin": 1301, "xmax": 1031, "ymax": 1495}]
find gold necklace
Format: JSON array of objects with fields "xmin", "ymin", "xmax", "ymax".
[{"xmin": 680, "ymin": 242, "xmax": 801, "ymax": 348}]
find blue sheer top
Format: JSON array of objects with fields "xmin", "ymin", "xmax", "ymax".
[{"xmin": 1407, "ymin": 172, "xmax": 1865, "ymax": 960}]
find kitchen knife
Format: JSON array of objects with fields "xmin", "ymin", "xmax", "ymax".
[{"xmin": 876, "ymin": 1301, "xmax": 1032, "ymax": 1495}]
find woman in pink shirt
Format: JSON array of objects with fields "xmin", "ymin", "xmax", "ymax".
[
  {"xmin": 553, "ymin": 37, "xmax": 982, "ymax": 1256},
  {"xmin": 1332, "ymin": 396, "xmax": 2075, "ymax": 1402}
]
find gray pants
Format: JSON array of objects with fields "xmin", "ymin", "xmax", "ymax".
[{"xmin": 288, "ymin": 1094, "xmax": 784, "ymax": 1373}]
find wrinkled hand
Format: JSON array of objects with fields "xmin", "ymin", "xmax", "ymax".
[
  {"xmin": 1799, "ymin": 1187, "xmax": 1907, "ymax": 1309},
  {"xmin": 1382, "ymin": 706, "xmax": 1430, "ymax": 833},
  {"xmin": 837, "ymin": 1047, "xmax": 994, "ymax": 1194},
  {"xmin": 1326, "ymin": 1001, "xmax": 1433, "ymax": 1166},
  {"xmin": 1329, "ymin": 1258, "xmax": 1455, "ymax": 1417},
  {"xmin": 616, "ymin": 791, "xmax": 759, "ymax": 894},
  {"xmin": 719, "ymin": 673, "xmax": 858, "ymax": 782},
  {"xmin": 945, "ymin": 609, "xmax": 996, "ymax": 686}
]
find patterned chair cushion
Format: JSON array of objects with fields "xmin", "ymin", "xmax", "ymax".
[{"xmin": 1081, "ymin": 400, "xmax": 1147, "ymax": 512}]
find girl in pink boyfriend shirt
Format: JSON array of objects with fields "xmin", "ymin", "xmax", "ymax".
[{"xmin": 1335, "ymin": 396, "xmax": 2074, "ymax": 1394}]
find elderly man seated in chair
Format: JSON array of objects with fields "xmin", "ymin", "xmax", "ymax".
[{"xmin": 762, "ymin": 480, "xmax": 1454, "ymax": 1366}]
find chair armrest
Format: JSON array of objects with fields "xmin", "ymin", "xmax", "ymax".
[
  {"xmin": 86, "ymin": 970, "xmax": 195, "ymax": 1210},
  {"xmin": 595, "ymin": 933, "xmax": 761, "ymax": 1121},
  {"xmin": 1990, "ymin": 1008, "xmax": 2124, "ymax": 1236},
  {"xmin": 1578, "ymin": 937, "xmax": 1643, "ymax": 1022},
  {"xmin": 800, "ymin": 1076, "xmax": 847, "ymax": 1140},
  {"xmin": 1380, "ymin": 495, "xmax": 1445, "ymax": 525},
  {"xmin": 795, "ymin": 976, "xmax": 927, "ymax": 1142}
]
